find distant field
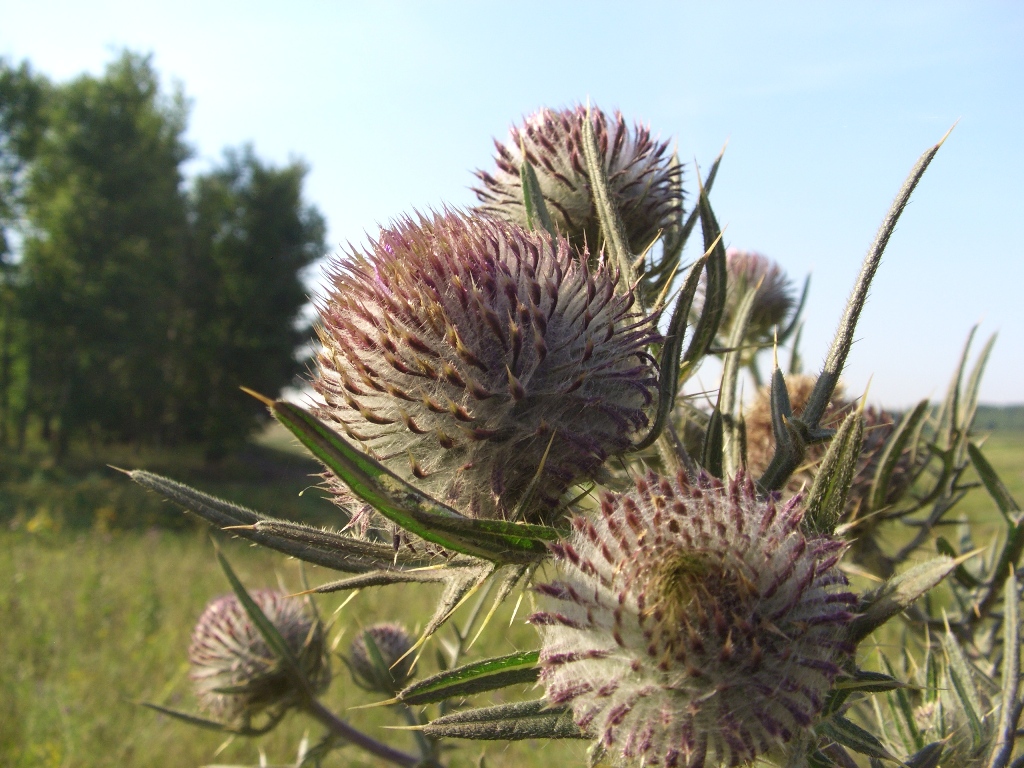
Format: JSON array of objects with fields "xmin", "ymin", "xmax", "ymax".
[{"xmin": 1, "ymin": 425, "xmax": 1021, "ymax": 767}]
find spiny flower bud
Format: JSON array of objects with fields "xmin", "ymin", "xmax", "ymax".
[
  {"xmin": 347, "ymin": 622, "xmax": 416, "ymax": 694},
  {"xmin": 531, "ymin": 470, "xmax": 855, "ymax": 768},
  {"xmin": 474, "ymin": 105, "xmax": 681, "ymax": 255},
  {"xmin": 313, "ymin": 212, "xmax": 658, "ymax": 525},
  {"xmin": 188, "ymin": 591, "xmax": 330, "ymax": 726}
]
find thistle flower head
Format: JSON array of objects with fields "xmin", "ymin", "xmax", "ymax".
[
  {"xmin": 347, "ymin": 622, "xmax": 416, "ymax": 694},
  {"xmin": 313, "ymin": 212, "xmax": 658, "ymax": 526},
  {"xmin": 188, "ymin": 591, "xmax": 330, "ymax": 726},
  {"xmin": 531, "ymin": 470, "xmax": 855, "ymax": 768},
  {"xmin": 474, "ymin": 105, "xmax": 681, "ymax": 255}
]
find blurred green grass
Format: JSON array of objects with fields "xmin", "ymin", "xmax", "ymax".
[{"xmin": 1, "ymin": 424, "xmax": 1020, "ymax": 767}]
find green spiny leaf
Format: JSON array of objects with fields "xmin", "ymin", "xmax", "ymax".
[
  {"xmin": 422, "ymin": 699, "xmax": 585, "ymax": 741},
  {"xmin": 632, "ymin": 250, "xmax": 710, "ymax": 452},
  {"xmin": 520, "ymin": 158, "xmax": 556, "ymax": 238},
  {"xmin": 968, "ymin": 442, "xmax": 1021, "ymax": 523},
  {"xmin": 263, "ymin": 397, "xmax": 554, "ymax": 563},
  {"xmin": 804, "ymin": 129, "xmax": 951, "ymax": 429},
  {"xmin": 819, "ymin": 715, "xmax": 897, "ymax": 761},
  {"xmin": 683, "ymin": 184, "xmax": 727, "ymax": 363},
  {"xmin": 986, "ymin": 573, "xmax": 1020, "ymax": 768},
  {"xmin": 942, "ymin": 628, "xmax": 986, "ymax": 753},
  {"xmin": 396, "ymin": 650, "xmax": 540, "ymax": 706},
  {"xmin": 580, "ymin": 106, "xmax": 634, "ymax": 286},
  {"xmin": 869, "ymin": 400, "xmax": 929, "ymax": 512},
  {"xmin": 720, "ymin": 284, "xmax": 760, "ymax": 480},
  {"xmin": 849, "ymin": 556, "xmax": 959, "ymax": 642},
  {"xmin": 804, "ymin": 410, "xmax": 864, "ymax": 535}
]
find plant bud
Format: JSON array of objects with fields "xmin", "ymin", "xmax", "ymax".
[
  {"xmin": 531, "ymin": 470, "xmax": 855, "ymax": 768},
  {"xmin": 188, "ymin": 590, "xmax": 330, "ymax": 726},
  {"xmin": 347, "ymin": 622, "xmax": 416, "ymax": 694},
  {"xmin": 474, "ymin": 105, "xmax": 681, "ymax": 255},
  {"xmin": 313, "ymin": 212, "xmax": 658, "ymax": 526}
]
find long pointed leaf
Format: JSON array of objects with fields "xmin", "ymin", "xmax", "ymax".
[
  {"xmin": 804, "ymin": 129, "xmax": 951, "ymax": 428},
  {"xmin": 127, "ymin": 470, "xmax": 412, "ymax": 573},
  {"xmin": 869, "ymin": 399, "xmax": 929, "ymax": 512},
  {"xmin": 943, "ymin": 629, "xmax": 986, "ymax": 753},
  {"xmin": 804, "ymin": 410, "xmax": 864, "ymax": 535},
  {"xmin": 264, "ymin": 397, "xmax": 554, "ymax": 563},
  {"xmin": 396, "ymin": 650, "xmax": 540, "ymax": 706},
  {"xmin": 720, "ymin": 285, "xmax": 760, "ymax": 479},
  {"xmin": 632, "ymin": 250, "xmax": 710, "ymax": 452},
  {"xmin": 520, "ymin": 158, "xmax": 556, "ymax": 238},
  {"xmin": 683, "ymin": 185, "xmax": 727, "ymax": 363},
  {"xmin": 986, "ymin": 573, "xmax": 1020, "ymax": 768},
  {"xmin": 580, "ymin": 106, "xmax": 634, "ymax": 286},
  {"xmin": 849, "ymin": 556, "xmax": 959, "ymax": 642},
  {"xmin": 422, "ymin": 700, "xmax": 585, "ymax": 741}
]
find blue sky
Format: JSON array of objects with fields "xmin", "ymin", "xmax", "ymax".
[{"xmin": 3, "ymin": 1, "xmax": 1022, "ymax": 406}]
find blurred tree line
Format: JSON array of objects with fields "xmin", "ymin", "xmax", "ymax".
[{"xmin": 0, "ymin": 52, "xmax": 325, "ymax": 459}]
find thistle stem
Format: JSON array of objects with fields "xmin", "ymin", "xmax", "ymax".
[{"xmin": 305, "ymin": 699, "xmax": 424, "ymax": 767}]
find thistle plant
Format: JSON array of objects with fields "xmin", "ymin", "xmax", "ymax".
[{"xmin": 119, "ymin": 107, "xmax": 1024, "ymax": 768}]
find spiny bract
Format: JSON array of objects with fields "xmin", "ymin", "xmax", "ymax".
[
  {"xmin": 188, "ymin": 591, "xmax": 330, "ymax": 726},
  {"xmin": 531, "ymin": 470, "xmax": 855, "ymax": 768},
  {"xmin": 314, "ymin": 212, "xmax": 658, "ymax": 525},
  {"xmin": 474, "ymin": 104, "xmax": 681, "ymax": 256}
]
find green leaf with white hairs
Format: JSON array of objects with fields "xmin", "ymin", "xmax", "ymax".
[
  {"xmin": 757, "ymin": 368, "xmax": 810, "ymax": 492},
  {"xmin": 720, "ymin": 284, "xmax": 759, "ymax": 480},
  {"xmin": 968, "ymin": 442, "xmax": 1021, "ymax": 522},
  {"xmin": 942, "ymin": 627, "xmax": 987, "ymax": 753},
  {"xmin": 804, "ymin": 409, "xmax": 864, "ymax": 535},
  {"xmin": 701, "ymin": 405, "xmax": 724, "ymax": 479},
  {"xmin": 819, "ymin": 715, "xmax": 897, "ymax": 761},
  {"xmin": 957, "ymin": 333, "xmax": 996, "ymax": 459},
  {"xmin": 803, "ymin": 129, "xmax": 950, "ymax": 430},
  {"xmin": 580, "ymin": 106, "xmax": 634, "ymax": 286},
  {"xmin": 632, "ymin": 250, "xmax": 710, "ymax": 452},
  {"xmin": 935, "ymin": 327, "xmax": 975, "ymax": 452},
  {"xmin": 986, "ymin": 572, "xmax": 1020, "ymax": 768},
  {"xmin": 869, "ymin": 399, "xmax": 928, "ymax": 513},
  {"xmin": 520, "ymin": 158, "xmax": 556, "ymax": 238},
  {"xmin": 394, "ymin": 650, "xmax": 540, "ymax": 706},
  {"xmin": 881, "ymin": 653, "xmax": 923, "ymax": 752},
  {"xmin": 648, "ymin": 143, "xmax": 725, "ymax": 299},
  {"xmin": 127, "ymin": 470, "xmax": 434, "ymax": 572},
  {"xmin": 422, "ymin": 699, "xmax": 585, "ymax": 741},
  {"xmin": 849, "ymin": 556, "xmax": 960, "ymax": 642},
  {"xmin": 262, "ymin": 396, "xmax": 556, "ymax": 563},
  {"xmin": 684, "ymin": 184, "xmax": 727, "ymax": 364}
]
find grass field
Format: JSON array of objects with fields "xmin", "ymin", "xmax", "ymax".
[{"xmin": 1, "ymin": 425, "xmax": 1021, "ymax": 767}]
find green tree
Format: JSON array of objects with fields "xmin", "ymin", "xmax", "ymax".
[
  {"xmin": 169, "ymin": 147, "xmax": 326, "ymax": 458},
  {"xmin": 0, "ymin": 59, "xmax": 48, "ymax": 445},
  {"xmin": 18, "ymin": 51, "xmax": 189, "ymax": 453}
]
